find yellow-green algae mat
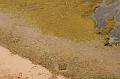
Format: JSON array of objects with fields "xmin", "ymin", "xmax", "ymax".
[{"xmin": 0, "ymin": 0, "xmax": 103, "ymax": 41}]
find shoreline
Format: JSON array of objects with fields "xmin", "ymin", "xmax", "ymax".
[{"xmin": 0, "ymin": 46, "xmax": 65, "ymax": 79}]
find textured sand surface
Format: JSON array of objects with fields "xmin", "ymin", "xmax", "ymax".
[{"xmin": 0, "ymin": 46, "xmax": 65, "ymax": 79}]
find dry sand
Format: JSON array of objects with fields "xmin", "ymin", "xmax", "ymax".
[{"xmin": 0, "ymin": 46, "xmax": 65, "ymax": 79}]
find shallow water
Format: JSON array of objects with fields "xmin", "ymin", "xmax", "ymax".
[
  {"xmin": 94, "ymin": 0, "xmax": 120, "ymax": 40},
  {"xmin": 94, "ymin": 0, "xmax": 120, "ymax": 28}
]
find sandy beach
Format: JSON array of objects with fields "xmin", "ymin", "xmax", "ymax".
[{"xmin": 0, "ymin": 46, "xmax": 65, "ymax": 79}]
